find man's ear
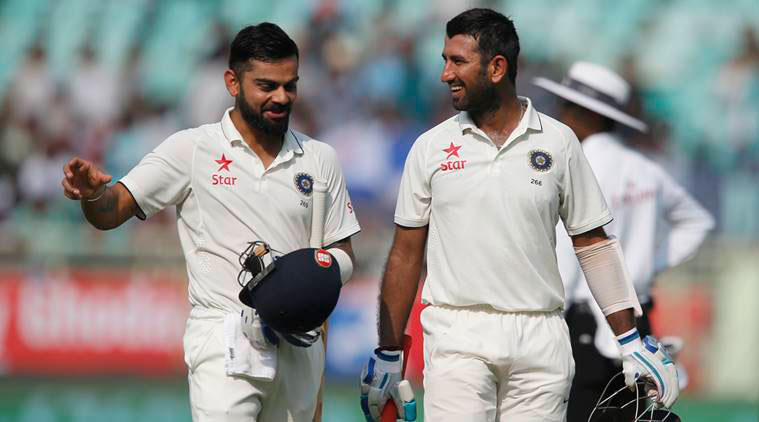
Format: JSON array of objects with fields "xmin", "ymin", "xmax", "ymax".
[
  {"xmin": 224, "ymin": 69, "xmax": 240, "ymax": 97},
  {"xmin": 489, "ymin": 55, "xmax": 508, "ymax": 84}
]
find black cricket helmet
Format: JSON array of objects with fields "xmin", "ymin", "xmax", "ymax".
[
  {"xmin": 589, "ymin": 372, "xmax": 681, "ymax": 422},
  {"xmin": 237, "ymin": 242, "xmax": 342, "ymax": 334}
]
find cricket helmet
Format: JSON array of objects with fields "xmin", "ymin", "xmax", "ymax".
[
  {"xmin": 589, "ymin": 371, "xmax": 681, "ymax": 422},
  {"xmin": 237, "ymin": 242, "xmax": 342, "ymax": 334}
]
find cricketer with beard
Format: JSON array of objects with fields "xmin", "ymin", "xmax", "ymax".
[{"xmin": 61, "ymin": 22, "xmax": 360, "ymax": 422}]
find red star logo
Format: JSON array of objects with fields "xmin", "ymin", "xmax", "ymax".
[
  {"xmin": 215, "ymin": 154, "xmax": 233, "ymax": 172},
  {"xmin": 443, "ymin": 142, "xmax": 462, "ymax": 159}
]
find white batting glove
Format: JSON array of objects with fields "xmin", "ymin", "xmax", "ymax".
[
  {"xmin": 360, "ymin": 349, "xmax": 404, "ymax": 421},
  {"xmin": 618, "ymin": 329, "xmax": 680, "ymax": 408},
  {"xmin": 241, "ymin": 308, "xmax": 276, "ymax": 350}
]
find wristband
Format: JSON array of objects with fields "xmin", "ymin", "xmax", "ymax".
[
  {"xmin": 616, "ymin": 327, "xmax": 642, "ymax": 356},
  {"xmin": 327, "ymin": 247, "xmax": 353, "ymax": 285}
]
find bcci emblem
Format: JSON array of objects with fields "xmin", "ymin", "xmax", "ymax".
[
  {"xmin": 528, "ymin": 149, "xmax": 553, "ymax": 172},
  {"xmin": 294, "ymin": 172, "xmax": 314, "ymax": 196}
]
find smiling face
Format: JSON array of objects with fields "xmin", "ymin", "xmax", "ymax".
[
  {"xmin": 440, "ymin": 34, "xmax": 498, "ymax": 113},
  {"xmin": 227, "ymin": 56, "xmax": 299, "ymax": 137}
]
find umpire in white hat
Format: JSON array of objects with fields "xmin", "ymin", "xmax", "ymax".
[{"xmin": 535, "ymin": 62, "xmax": 714, "ymax": 421}]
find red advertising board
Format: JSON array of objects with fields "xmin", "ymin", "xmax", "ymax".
[
  {"xmin": 0, "ymin": 271, "xmax": 708, "ymax": 391},
  {"xmin": 0, "ymin": 271, "xmax": 189, "ymax": 375}
]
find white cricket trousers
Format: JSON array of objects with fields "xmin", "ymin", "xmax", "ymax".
[
  {"xmin": 183, "ymin": 307, "xmax": 324, "ymax": 422},
  {"xmin": 422, "ymin": 305, "xmax": 575, "ymax": 422}
]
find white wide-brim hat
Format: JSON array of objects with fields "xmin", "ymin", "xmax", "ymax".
[{"xmin": 533, "ymin": 61, "xmax": 648, "ymax": 133}]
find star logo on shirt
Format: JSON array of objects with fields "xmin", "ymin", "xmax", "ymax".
[
  {"xmin": 443, "ymin": 142, "xmax": 462, "ymax": 160},
  {"xmin": 215, "ymin": 154, "xmax": 233, "ymax": 172}
]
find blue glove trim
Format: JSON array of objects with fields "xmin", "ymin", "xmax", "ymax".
[
  {"xmin": 618, "ymin": 329, "xmax": 640, "ymax": 345},
  {"xmin": 379, "ymin": 373, "xmax": 389, "ymax": 389},
  {"xmin": 376, "ymin": 350, "xmax": 401, "ymax": 362},
  {"xmin": 633, "ymin": 351, "xmax": 665, "ymax": 397},
  {"xmin": 360, "ymin": 394, "xmax": 371, "ymax": 420},
  {"xmin": 643, "ymin": 335, "xmax": 659, "ymax": 354},
  {"xmin": 363, "ymin": 358, "xmax": 376, "ymax": 384}
]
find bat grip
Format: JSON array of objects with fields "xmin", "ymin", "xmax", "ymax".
[{"xmin": 310, "ymin": 180, "xmax": 327, "ymax": 248}]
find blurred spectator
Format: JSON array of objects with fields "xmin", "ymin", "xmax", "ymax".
[
  {"xmin": 713, "ymin": 26, "xmax": 759, "ymax": 168},
  {"xmin": 67, "ymin": 44, "xmax": 125, "ymax": 128},
  {"xmin": 0, "ymin": 171, "xmax": 14, "ymax": 220},
  {"xmin": 320, "ymin": 111, "xmax": 393, "ymax": 205},
  {"xmin": 184, "ymin": 23, "xmax": 234, "ymax": 127},
  {"xmin": 17, "ymin": 131, "xmax": 72, "ymax": 207},
  {"xmin": 0, "ymin": 0, "xmax": 755, "ymax": 264},
  {"xmin": 104, "ymin": 98, "xmax": 181, "ymax": 181},
  {"xmin": 8, "ymin": 44, "xmax": 56, "ymax": 123},
  {"xmin": 0, "ymin": 117, "xmax": 37, "ymax": 173}
]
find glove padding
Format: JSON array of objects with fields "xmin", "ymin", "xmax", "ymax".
[
  {"xmin": 278, "ymin": 328, "xmax": 321, "ymax": 347},
  {"xmin": 240, "ymin": 308, "xmax": 277, "ymax": 349},
  {"xmin": 360, "ymin": 349, "xmax": 404, "ymax": 421},
  {"xmin": 620, "ymin": 334, "xmax": 680, "ymax": 408}
]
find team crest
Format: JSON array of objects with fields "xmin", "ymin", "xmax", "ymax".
[
  {"xmin": 294, "ymin": 172, "xmax": 314, "ymax": 196},
  {"xmin": 528, "ymin": 149, "xmax": 553, "ymax": 172}
]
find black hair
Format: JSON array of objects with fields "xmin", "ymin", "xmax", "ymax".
[
  {"xmin": 446, "ymin": 8, "xmax": 520, "ymax": 85},
  {"xmin": 229, "ymin": 22, "xmax": 299, "ymax": 75}
]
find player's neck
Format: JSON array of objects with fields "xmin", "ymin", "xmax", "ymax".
[
  {"xmin": 230, "ymin": 108, "xmax": 284, "ymax": 167},
  {"xmin": 471, "ymin": 94, "xmax": 523, "ymax": 146}
]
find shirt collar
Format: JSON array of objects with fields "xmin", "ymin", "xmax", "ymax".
[
  {"xmin": 457, "ymin": 96, "xmax": 543, "ymax": 137},
  {"xmin": 220, "ymin": 107, "xmax": 303, "ymax": 163},
  {"xmin": 278, "ymin": 129, "xmax": 304, "ymax": 164},
  {"xmin": 221, "ymin": 107, "xmax": 243, "ymax": 144}
]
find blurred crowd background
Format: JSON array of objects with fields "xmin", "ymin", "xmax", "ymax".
[{"xmin": 0, "ymin": 0, "xmax": 757, "ymax": 421}]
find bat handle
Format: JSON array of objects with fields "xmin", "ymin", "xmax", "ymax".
[{"xmin": 310, "ymin": 180, "xmax": 327, "ymax": 248}]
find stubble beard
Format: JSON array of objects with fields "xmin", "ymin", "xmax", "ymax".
[
  {"xmin": 453, "ymin": 69, "xmax": 499, "ymax": 117},
  {"xmin": 236, "ymin": 89, "xmax": 290, "ymax": 138}
]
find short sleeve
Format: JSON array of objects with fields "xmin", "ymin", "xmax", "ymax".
[
  {"xmin": 394, "ymin": 137, "xmax": 431, "ymax": 227},
  {"xmin": 119, "ymin": 130, "xmax": 194, "ymax": 219},
  {"xmin": 558, "ymin": 129, "xmax": 612, "ymax": 235},
  {"xmin": 320, "ymin": 145, "xmax": 361, "ymax": 246}
]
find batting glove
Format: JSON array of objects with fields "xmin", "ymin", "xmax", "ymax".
[
  {"xmin": 618, "ymin": 329, "xmax": 680, "ymax": 408},
  {"xmin": 360, "ymin": 349, "xmax": 405, "ymax": 421},
  {"xmin": 241, "ymin": 308, "xmax": 277, "ymax": 349}
]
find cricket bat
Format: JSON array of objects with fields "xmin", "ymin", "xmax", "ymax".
[
  {"xmin": 310, "ymin": 179, "xmax": 328, "ymax": 421},
  {"xmin": 380, "ymin": 334, "xmax": 413, "ymax": 422}
]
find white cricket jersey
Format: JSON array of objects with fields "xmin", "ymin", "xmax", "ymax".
[
  {"xmin": 120, "ymin": 108, "xmax": 361, "ymax": 312},
  {"xmin": 395, "ymin": 97, "xmax": 612, "ymax": 312},
  {"xmin": 556, "ymin": 132, "xmax": 715, "ymax": 305}
]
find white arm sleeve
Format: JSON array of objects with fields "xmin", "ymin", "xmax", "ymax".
[
  {"xmin": 327, "ymin": 247, "xmax": 353, "ymax": 285},
  {"xmin": 575, "ymin": 236, "xmax": 642, "ymax": 317}
]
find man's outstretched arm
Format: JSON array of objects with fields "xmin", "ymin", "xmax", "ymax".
[{"xmin": 62, "ymin": 157, "xmax": 139, "ymax": 230}]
